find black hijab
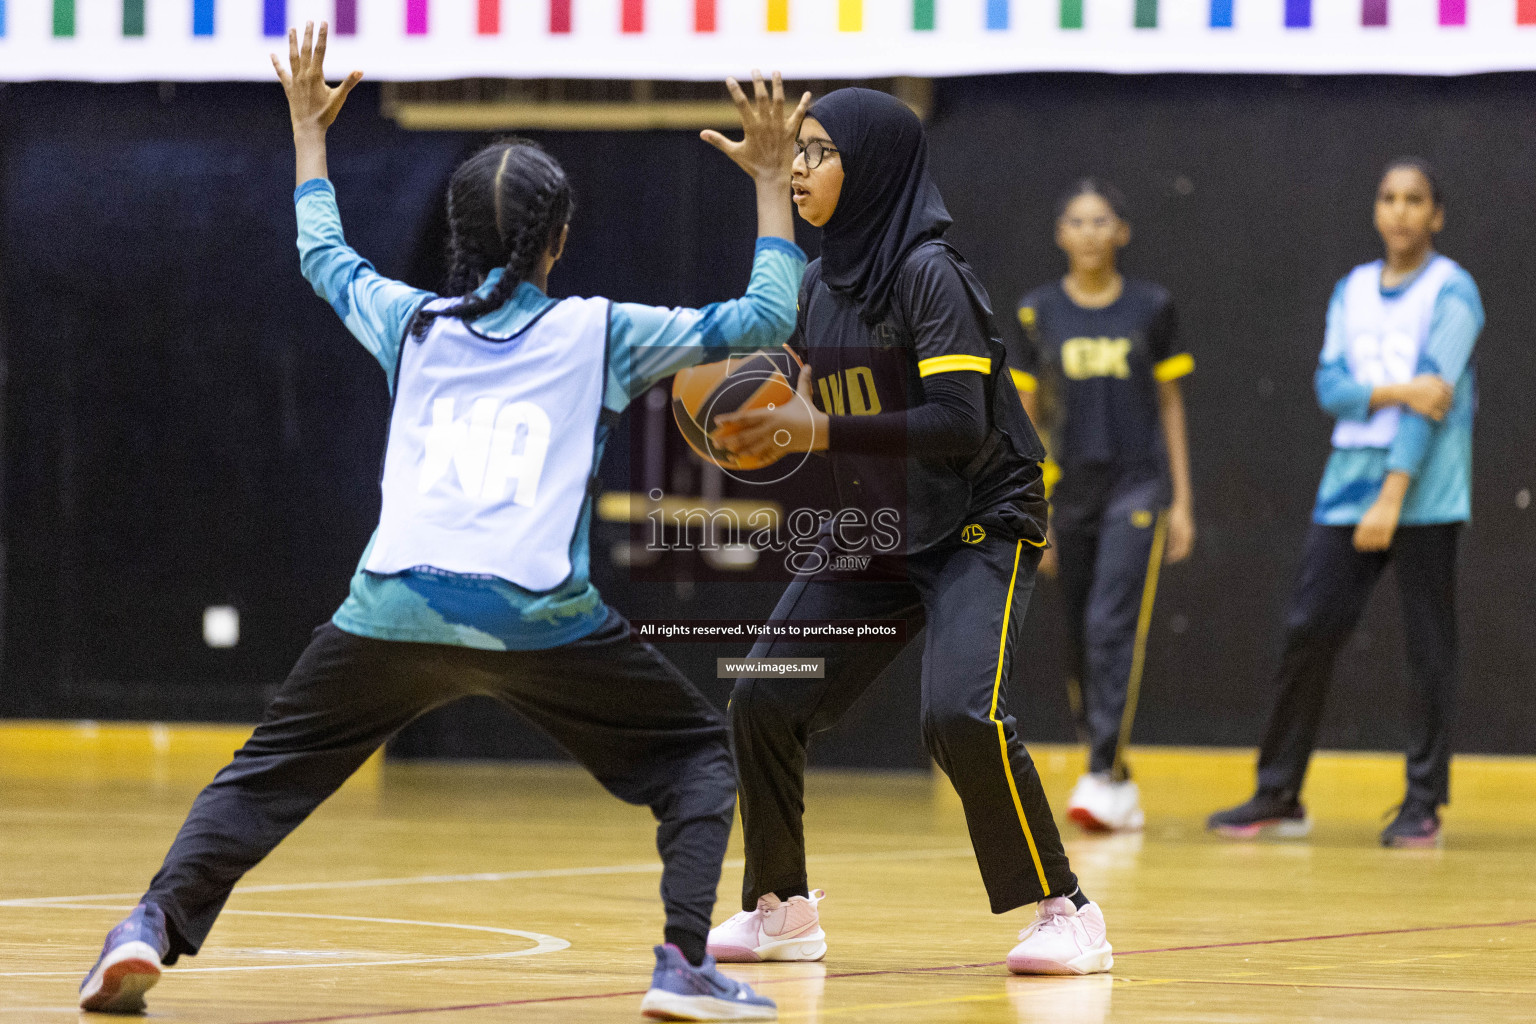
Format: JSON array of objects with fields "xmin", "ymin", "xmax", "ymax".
[{"xmin": 809, "ymin": 88, "xmax": 952, "ymax": 324}]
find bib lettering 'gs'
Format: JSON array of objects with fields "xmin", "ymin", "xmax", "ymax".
[
  {"xmin": 366, "ymin": 296, "xmax": 610, "ymax": 592},
  {"xmin": 1332, "ymin": 255, "xmax": 1457, "ymax": 450}
]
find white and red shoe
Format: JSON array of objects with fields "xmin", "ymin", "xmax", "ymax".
[
  {"xmin": 1007, "ymin": 898, "xmax": 1114, "ymax": 976},
  {"xmin": 706, "ymin": 890, "xmax": 827, "ymax": 963},
  {"xmin": 1067, "ymin": 773, "xmax": 1144, "ymax": 833}
]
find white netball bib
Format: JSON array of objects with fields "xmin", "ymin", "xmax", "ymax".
[
  {"xmin": 1332, "ymin": 255, "xmax": 1457, "ymax": 450},
  {"xmin": 365, "ymin": 295, "xmax": 610, "ymax": 591}
]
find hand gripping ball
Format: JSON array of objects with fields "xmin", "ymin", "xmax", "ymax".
[{"xmin": 671, "ymin": 345, "xmax": 806, "ymax": 471}]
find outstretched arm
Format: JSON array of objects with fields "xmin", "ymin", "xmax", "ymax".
[
  {"xmin": 277, "ymin": 24, "xmax": 428, "ymax": 383},
  {"xmin": 700, "ymin": 71, "xmax": 809, "ymax": 244},
  {"xmin": 271, "ymin": 21, "xmax": 363, "ymax": 187}
]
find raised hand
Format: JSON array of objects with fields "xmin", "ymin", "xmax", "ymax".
[
  {"xmin": 701, "ymin": 71, "xmax": 811, "ymax": 185},
  {"xmin": 271, "ymin": 21, "xmax": 362, "ymax": 133}
]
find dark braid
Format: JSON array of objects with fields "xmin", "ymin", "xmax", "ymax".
[{"xmin": 411, "ymin": 139, "xmax": 573, "ymax": 339}]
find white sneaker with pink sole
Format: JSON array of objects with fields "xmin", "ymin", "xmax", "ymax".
[
  {"xmin": 706, "ymin": 890, "xmax": 827, "ymax": 963},
  {"xmin": 1006, "ymin": 897, "xmax": 1114, "ymax": 976}
]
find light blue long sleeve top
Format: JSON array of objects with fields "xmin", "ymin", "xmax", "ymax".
[
  {"xmin": 1312, "ymin": 258, "xmax": 1483, "ymax": 526},
  {"xmin": 295, "ymin": 178, "xmax": 806, "ymax": 649}
]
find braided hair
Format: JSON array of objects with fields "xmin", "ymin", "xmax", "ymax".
[{"xmin": 411, "ymin": 139, "xmax": 574, "ymax": 339}]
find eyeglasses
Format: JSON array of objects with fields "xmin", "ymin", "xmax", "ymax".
[{"xmin": 795, "ymin": 140, "xmax": 840, "ymax": 170}]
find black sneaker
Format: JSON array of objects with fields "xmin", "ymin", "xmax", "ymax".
[
  {"xmin": 1206, "ymin": 788, "xmax": 1311, "ymax": 839},
  {"xmin": 1380, "ymin": 800, "xmax": 1441, "ymax": 848}
]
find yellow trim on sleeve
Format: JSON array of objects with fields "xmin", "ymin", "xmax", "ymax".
[
  {"xmin": 1153, "ymin": 352, "xmax": 1195, "ymax": 382},
  {"xmin": 1041, "ymin": 456, "xmax": 1061, "ymax": 499},
  {"xmin": 918, "ymin": 354, "xmax": 992, "ymax": 377},
  {"xmin": 1009, "ymin": 368, "xmax": 1037, "ymax": 393}
]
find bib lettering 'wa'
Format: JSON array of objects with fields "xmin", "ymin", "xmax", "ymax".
[
  {"xmin": 1332, "ymin": 255, "xmax": 1457, "ymax": 450},
  {"xmin": 366, "ymin": 296, "xmax": 609, "ymax": 591}
]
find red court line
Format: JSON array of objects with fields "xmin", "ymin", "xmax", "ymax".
[
  {"xmin": 1116, "ymin": 916, "xmax": 1536, "ymax": 957},
  {"xmin": 238, "ymin": 917, "xmax": 1536, "ymax": 1024}
]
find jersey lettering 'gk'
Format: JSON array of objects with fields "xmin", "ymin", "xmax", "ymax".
[
  {"xmin": 816, "ymin": 366, "xmax": 883, "ymax": 416},
  {"xmin": 419, "ymin": 397, "xmax": 552, "ymax": 505},
  {"xmin": 1061, "ymin": 337, "xmax": 1132, "ymax": 380}
]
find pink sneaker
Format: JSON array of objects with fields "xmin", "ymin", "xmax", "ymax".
[
  {"xmin": 1006, "ymin": 898, "xmax": 1113, "ymax": 976},
  {"xmin": 706, "ymin": 890, "xmax": 827, "ymax": 963}
]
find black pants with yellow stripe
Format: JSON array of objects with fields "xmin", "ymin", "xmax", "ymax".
[
  {"xmin": 1052, "ymin": 467, "xmax": 1169, "ymax": 781},
  {"xmin": 730, "ymin": 531, "xmax": 1078, "ymax": 916}
]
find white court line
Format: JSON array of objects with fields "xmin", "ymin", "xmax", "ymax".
[
  {"xmin": 0, "ymin": 847, "xmax": 972, "ymax": 907},
  {"xmin": 0, "ymin": 905, "xmax": 568, "ymax": 977},
  {"xmin": 0, "ymin": 848, "xmax": 972, "ymax": 979}
]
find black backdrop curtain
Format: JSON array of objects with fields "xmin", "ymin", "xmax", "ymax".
[{"xmin": 2, "ymin": 75, "xmax": 1532, "ymax": 764}]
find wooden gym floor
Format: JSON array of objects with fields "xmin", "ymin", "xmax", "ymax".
[{"xmin": 2, "ymin": 721, "xmax": 1533, "ymax": 1023}]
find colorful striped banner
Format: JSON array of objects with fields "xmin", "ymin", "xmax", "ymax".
[
  {"xmin": 11, "ymin": 0, "xmax": 1535, "ymax": 56},
  {"xmin": 839, "ymin": 0, "xmax": 860, "ymax": 32},
  {"xmin": 263, "ymin": 0, "xmax": 285, "ymax": 38},
  {"xmin": 768, "ymin": 0, "xmax": 788, "ymax": 32}
]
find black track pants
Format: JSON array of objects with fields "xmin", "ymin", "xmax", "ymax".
[
  {"xmin": 142, "ymin": 614, "xmax": 735, "ymax": 963},
  {"xmin": 1255, "ymin": 523, "xmax": 1461, "ymax": 806},
  {"xmin": 729, "ymin": 533, "xmax": 1078, "ymax": 916},
  {"xmin": 1052, "ymin": 470, "xmax": 1168, "ymax": 780}
]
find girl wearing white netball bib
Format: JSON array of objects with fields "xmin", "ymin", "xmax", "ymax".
[
  {"xmin": 1208, "ymin": 159, "xmax": 1483, "ymax": 849},
  {"xmin": 78, "ymin": 24, "xmax": 807, "ymax": 1021}
]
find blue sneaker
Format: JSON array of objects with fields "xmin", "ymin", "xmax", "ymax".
[
  {"xmin": 79, "ymin": 902, "xmax": 170, "ymax": 1013},
  {"xmin": 640, "ymin": 943, "xmax": 777, "ymax": 1021}
]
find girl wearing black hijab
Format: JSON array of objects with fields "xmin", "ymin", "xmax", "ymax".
[{"xmin": 706, "ymin": 89, "xmax": 1114, "ymax": 976}]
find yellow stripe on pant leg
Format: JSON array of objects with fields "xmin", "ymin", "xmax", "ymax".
[
  {"xmin": 1112, "ymin": 509, "xmax": 1169, "ymax": 782},
  {"xmin": 989, "ymin": 540, "xmax": 1051, "ymax": 896}
]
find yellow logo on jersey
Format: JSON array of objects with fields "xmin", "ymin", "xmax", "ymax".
[
  {"xmin": 816, "ymin": 367, "xmax": 882, "ymax": 416},
  {"xmin": 1130, "ymin": 510, "xmax": 1154, "ymax": 529},
  {"xmin": 961, "ymin": 523, "xmax": 987, "ymax": 544},
  {"xmin": 1061, "ymin": 337, "xmax": 1132, "ymax": 380}
]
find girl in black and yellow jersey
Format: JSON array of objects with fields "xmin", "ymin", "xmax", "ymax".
[
  {"xmin": 703, "ymin": 89, "xmax": 1114, "ymax": 976},
  {"xmin": 1014, "ymin": 180, "xmax": 1195, "ymax": 834}
]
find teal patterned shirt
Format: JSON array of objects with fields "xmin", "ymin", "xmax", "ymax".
[{"xmin": 294, "ymin": 178, "xmax": 805, "ymax": 649}]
